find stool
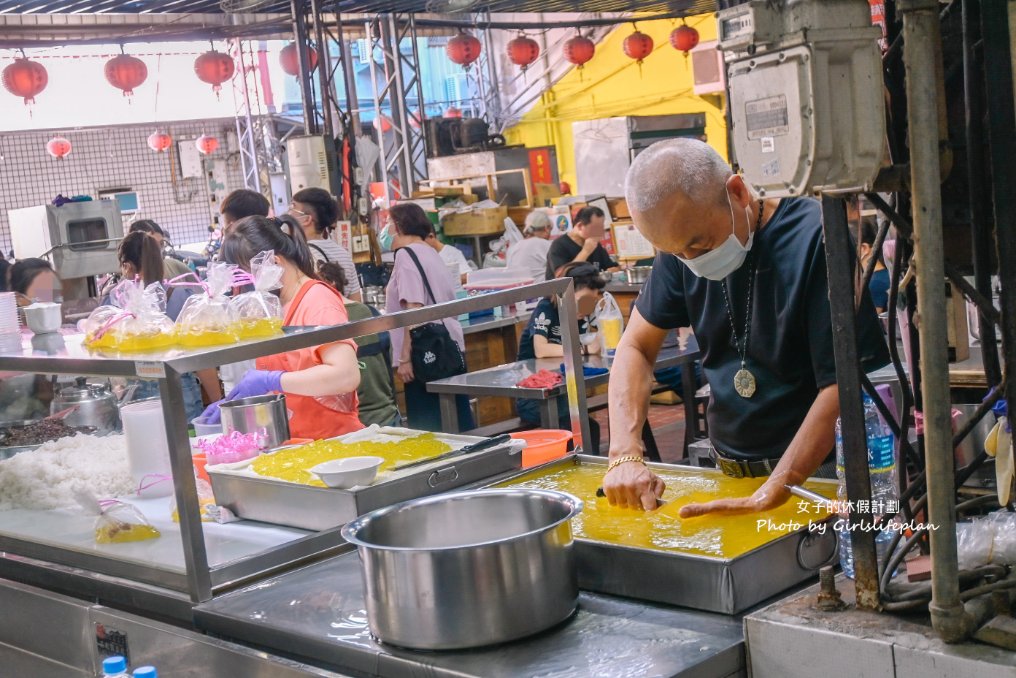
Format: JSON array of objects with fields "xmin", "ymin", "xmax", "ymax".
[
  {"xmin": 685, "ymin": 439, "xmax": 716, "ymax": 468},
  {"xmin": 693, "ymin": 384, "xmax": 711, "ymax": 440}
]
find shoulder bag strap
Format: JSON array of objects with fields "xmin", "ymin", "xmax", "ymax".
[
  {"xmin": 308, "ymin": 243, "xmax": 330, "ymax": 262},
  {"xmin": 399, "ymin": 245, "xmax": 439, "ymax": 306}
]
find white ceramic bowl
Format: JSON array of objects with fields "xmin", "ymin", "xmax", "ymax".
[
  {"xmin": 311, "ymin": 456, "xmax": 384, "ymax": 489},
  {"xmin": 23, "ymin": 302, "xmax": 62, "ymax": 334}
]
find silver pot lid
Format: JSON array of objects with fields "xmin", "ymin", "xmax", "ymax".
[{"xmin": 57, "ymin": 377, "xmax": 114, "ymax": 403}]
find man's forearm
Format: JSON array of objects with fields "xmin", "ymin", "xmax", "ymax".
[
  {"xmin": 606, "ymin": 338, "xmax": 655, "ymax": 459},
  {"xmin": 768, "ymin": 384, "xmax": 840, "ymax": 484}
]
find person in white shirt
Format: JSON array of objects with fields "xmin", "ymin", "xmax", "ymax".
[
  {"xmin": 290, "ymin": 187, "xmax": 362, "ymax": 301},
  {"xmin": 506, "ymin": 211, "xmax": 553, "ymax": 282},
  {"xmin": 424, "ymin": 231, "xmax": 476, "ymax": 286}
]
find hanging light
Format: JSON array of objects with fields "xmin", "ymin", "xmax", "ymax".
[
  {"xmin": 563, "ymin": 34, "xmax": 595, "ymax": 70},
  {"xmin": 147, "ymin": 131, "xmax": 173, "ymax": 153},
  {"xmin": 279, "ymin": 42, "xmax": 319, "ymax": 77},
  {"xmin": 446, "ymin": 31, "xmax": 482, "ymax": 70},
  {"xmin": 193, "ymin": 49, "xmax": 235, "ymax": 98},
  {"xmin": 669, "ymin": 22, "xmax": 700, "ymax": 57},
  {"xmin": 196, "ymin": 134, "xmax": 218, "ymax": 155},
  {"xmin": 46, "ymin": 136, "xmax": 72, "ymax": 160},
  {"xmin": 623, "ymin": 27, "xmax": 654, "ymax": 66},
  {"xmin": 443, "ymin": 106, "xmax": 463, "ymax": 119},
  {"xmin": 373, "ymin": 115, "xmax": 393, "ymax": 133},
  {"xmin": 104, "ymin": 51, "xmax": 148, "ymax": 99},
  {"xmin": 2, "ymin": 57, "xmax": 48, "ymax": 107},
  {"xmin": 507, "ymin": 34, "xmax": 540, "ymax": 71}
]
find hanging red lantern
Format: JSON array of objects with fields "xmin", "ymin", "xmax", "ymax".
[
  {"xmin": 443, "ymin": 106, "xmax": 463, "ymax": 119},
  {"xmin": 373, "ymin": 115, "xmax": 392, "ymax": 133},
  {"xmin": 563, "ymin": 34, "xmax": 595, "ymax": 69},
  {"xmin": 46, "ymin": 137, "xmax": 72, "ymax": 160},
  {"xmin": 507, "ymin": 34, "xmax": 540, "ymax": 71},
  {"xmin": 446, "ymin": 32, "xmax": 482, "ymax": 69},
  {"xmin": 193, "ymin": 50, "xmax": 235, "ymax": 97},
  {"xmin": 559, "ymin": 181, "xmax": 572, "ymax": 196},
  {"xmin": 147, "ymin": 131, "xmax": 173, "ymax": 153},
  {"xmin": 669, "ymin": 23, "xmax": 700, "ymax": 56},
  {"xmin": 2, "ymin": 58, "xmax": 48, "ymax": 106},
  {"xmin": 196, "ymin": 134, "xmax": 218, "ymax": 155},
  {"xmin": 279, "ymin": 42, "xmax": 319, "ymax": 77},
  {"xmin": 104, "ymin": 53, "xmax": 148, "ymax": 98},
  {"xmin": 623, "ymin": 29, "xmax": 654, "ymax": 65}
]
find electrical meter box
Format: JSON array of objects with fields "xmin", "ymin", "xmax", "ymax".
[
  {"xmin": 286, "ymin": 135, "xmax": 341, "ymax": 197},
  {"xmin": 717, "ymin": 0, "xmax": 886, "ymax": 197}
]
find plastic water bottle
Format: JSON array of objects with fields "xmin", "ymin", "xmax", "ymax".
[
  {"xmin": 133, "ymin": 667, "xmax": 157, "ymax": 678},
  {"xmin": 102, "ymin": 656, "xmax": 129, "ymax": 677},
  {"xmin": 835, "ymin": 392, "xmax": 899, "ymax": 579}
]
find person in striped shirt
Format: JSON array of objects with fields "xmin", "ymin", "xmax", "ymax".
[{"xmin": 290, "ymin": 187, "xmax": 362, "ymax": 302}]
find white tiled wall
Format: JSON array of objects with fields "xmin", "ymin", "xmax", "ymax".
[{"xmin": 0, "ymin": 119, "xmax": 245, "ymax": 255}]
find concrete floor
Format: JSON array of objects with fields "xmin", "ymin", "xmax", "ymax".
[{"xmin": 590, "ymin": 399, "xmax": 689, "ymax": 461}]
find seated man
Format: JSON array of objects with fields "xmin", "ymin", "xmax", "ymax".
[
  {"xmin": 506, "ymin": 211, "xmax": 553, "ymax": 282},
  {"xmin": 545, "ymin": 206, "xmax": 619, "ymax": 279}
]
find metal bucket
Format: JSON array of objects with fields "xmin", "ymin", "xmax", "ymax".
[
  {"xmin": 220, "ymin": 394, "xmax": 290, "ymax": 449},
  {"xmin": 340, "ymin": 488, "xmax": 583, "ymax": 650}
]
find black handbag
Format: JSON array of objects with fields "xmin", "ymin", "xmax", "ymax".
[{"xmin": 399, "ymin": 246, "xmax": 467, "ymax": 382}]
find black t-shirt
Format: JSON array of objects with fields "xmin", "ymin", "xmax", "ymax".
[
  {"xmin": 635, "ymin": 197, "xmax": 890, "ymax": 460},
  {"xmin": 518, "ymin": 298, "xmax": 590, "ymax": 361},
  {"xmin": 546, "ymin": 234, "xmax": 617, "ymax": 279}
]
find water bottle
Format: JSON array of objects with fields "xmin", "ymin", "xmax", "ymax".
[
  {"xmin": 835, "ymin": 392, "xmax": 899, "ymax": 579},
  {"xmin": 133, "ymin": 667, "xmax": 157, "ymax": 678},
  {"xmin": 102, "ymin": 656, "xmax": 128, "ymax": 678}
]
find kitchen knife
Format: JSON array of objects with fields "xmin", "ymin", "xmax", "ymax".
[{"xmin": 390, "ymin": 433, "xmax": 513, "ymax": 472}]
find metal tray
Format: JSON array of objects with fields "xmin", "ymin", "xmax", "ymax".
[
  {"xmin": 491, "ymin": 455, "xmax": 839, "ymax": 615},
  {"xmin": 208, "ymin": 427, "xmax": 523, "ymax": 531}
]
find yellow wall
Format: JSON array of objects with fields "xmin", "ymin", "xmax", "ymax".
[{"xmin": 504, "ymin": 15, "xmax": 727, "ymax": 194}]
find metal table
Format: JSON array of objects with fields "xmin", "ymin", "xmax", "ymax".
[
  {"xmin": 195, "ymin": 550, "xmax": 746, "ymax": 678},
  {"xmin": 427, "ymin": 337, "xmax": 701, "ymax": 441}
]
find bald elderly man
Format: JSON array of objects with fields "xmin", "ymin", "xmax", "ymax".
[{"xmin": 602, "ymin": 139, "xmax": 888, "ymax": 515}]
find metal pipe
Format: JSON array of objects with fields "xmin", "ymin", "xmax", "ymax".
[
  {"xmin": 962, "ymin": 0, "xmax": 1002, "ymax": 386},
  {"xmin": 821, "ymin": 195, "xmax": 880, "ymax": 610},
  {"xmin": 309, "ymin": 0, "xmax": 334, "ymax": 139},
  {"xmin": 900, "ymin": 0, "xmax": 972, "ymax": 643},
  {"xmin": 290, "ymin": 0, "xmax": 317, "ymax": 135}
]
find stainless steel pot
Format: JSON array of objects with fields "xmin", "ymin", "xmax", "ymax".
[
  {"xmin": 220, "ymin": 393, "xmax": 290, "ymax": 449},
  {"xmin": 340, "ymin": 488, "xmax": 583, "ymax": 650},
  {"xmin": 51, "ymin": 377, "xmax": 121, "ymax": 435},
  {"xmin": 625, "ymin": 266, "xmax": 653, "ymax": 284}
]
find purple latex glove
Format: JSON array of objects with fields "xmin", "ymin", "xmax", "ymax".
[{"xmin": 198, "ymin": 370, "xmax": 284, "ymax": 425}]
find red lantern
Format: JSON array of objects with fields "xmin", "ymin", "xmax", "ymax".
[
  {"xmin": 104, "ymin": 53, "xmax": 148, "ymax": 98},
  {"xmin": 623, "ymin": 30, "xmax": 654, "ymax": 65},
  {"xmin": 279, "ymin": 42, "xmax": 318, "ymax": 77},
  {"xmin": 563, "ymin": 34, "xmax": 595, "ymax": 69},
  {"xmin": 147, "ymin": 131, "xmax": 173, "ymax": 153},
  {"xmin": 559, "ymin": 181, "xmax": 572, "ymax": 196},
  {"xmin": 443, "ymin": 106, "xmax": 463, "ymax": 119},
  {"xmin": 46, "ymin": 137, "xmax": 72, "ymax": 160},
  {"xmin": 193, "ymin": 50, "xmax": 235, "ymax": 97},
  {"xmin": 507, "ymin": 34, "xmax": 540, "ymax": 71},
  {"xmin": 2, "ymin": 58, "xmax": 48, "ymax": 106},
  {"xmin": 196, "ymin": 134, "xmax": 218, "ymax": 155},
  {"xmin": 669, "ymin": 24, "xmax": 700, "ymax": 56},
  {"xmin": 446, "ymin": 32, "xmax": 482, "ymax": 69},
  {"xmin": 373, "ymin": 115, "xmax": 392, "ymax": 133}
]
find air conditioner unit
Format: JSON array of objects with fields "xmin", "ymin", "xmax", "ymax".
[
  {"xmin": 286, "ymin": 135, "xmax": 341, "ymax": 197},
  {"xmin": 691, "ymin": 41, "xmax": 725, "ymax": 96}
]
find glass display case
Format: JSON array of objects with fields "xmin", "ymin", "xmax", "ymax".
[{"xmin": 0, "ymin": 279, "xmax": 588, "ymax": 605}]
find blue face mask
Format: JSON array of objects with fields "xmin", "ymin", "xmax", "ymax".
[{"xmin": 378, "ymin": 224, "xmax": 394, "ymax": 251}]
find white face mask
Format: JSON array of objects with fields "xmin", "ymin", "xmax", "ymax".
[{"xmin": 677, "ymin": 191, "xmax": 755, "ymax": 281}]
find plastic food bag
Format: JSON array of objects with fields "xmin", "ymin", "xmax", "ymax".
[
  {"xmin": 956, "ymin": 510, "xmax": 1016, "ymax": 570},
  {"xmin": 95, "ymin": 500, "xmax": 161, "ymax": 543},
  {"xmin": 595, "ymin": 291, "xmax": 624, "ymax": 354},
  {"xmin": 173, "ymin": 262, "xmax": 240, "ymax": 347},
  {"xmin": 170, "ymin": 477, "xmax": 218, "ymax": 523},
  {"xmin": 230, "ymin": 250, "xmax": 283, "ymax": 339},
  {"xmin": 82, "ymin": 279, "xmax": 176, "ymax": 352}
]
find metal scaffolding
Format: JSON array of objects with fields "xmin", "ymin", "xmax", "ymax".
[
  {"xmin": 229, "ymin": 38, "xmax": 278, "ymax": 200},
  {"xmin": 365, "ymin": 13, "xmax": 428, "ymax": 204}
]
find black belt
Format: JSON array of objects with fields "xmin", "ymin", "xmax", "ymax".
[{"xmin": 715, "ymin": 454, "xmax": 782, "ymax": 479}]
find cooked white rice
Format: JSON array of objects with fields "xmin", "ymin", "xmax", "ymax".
[{"xmin": 0, "ymin": 433, "xmax": 134, "ymax": 510}]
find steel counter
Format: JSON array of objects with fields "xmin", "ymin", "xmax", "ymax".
[{"xmin": 195, "ymin": 550, "xmax": 746, "ymax": 678}]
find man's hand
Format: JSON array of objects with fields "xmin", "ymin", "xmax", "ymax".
[
  {"xmin": 581, "ymin": 236, "xmax": 600, "ymax": 254},
  {"xmin": 603, "ymin": 460, "xmax": 666, "ymax": 511},
  {"xmin": 678, "ymin": 473, "xmax": 798, "ymax": 518}
]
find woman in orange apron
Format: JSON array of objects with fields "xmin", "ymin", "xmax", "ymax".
[{"xmin": 200, "ymin": 215, "xmax": 362, "ymax": 439}]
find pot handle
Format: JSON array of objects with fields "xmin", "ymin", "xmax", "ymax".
[{"xmin": 428, "ymin": 467, "xmax": 460, "ymax": 488}]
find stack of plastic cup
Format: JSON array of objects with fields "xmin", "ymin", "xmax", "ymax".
[{"xmin": 0, "ymin": 292, "xmax": 18, "ymax": 335}]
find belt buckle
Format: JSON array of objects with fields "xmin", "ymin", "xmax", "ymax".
[{"xmin": 718, "ymin": 457, "xmax": 744, "ymax": 479}]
